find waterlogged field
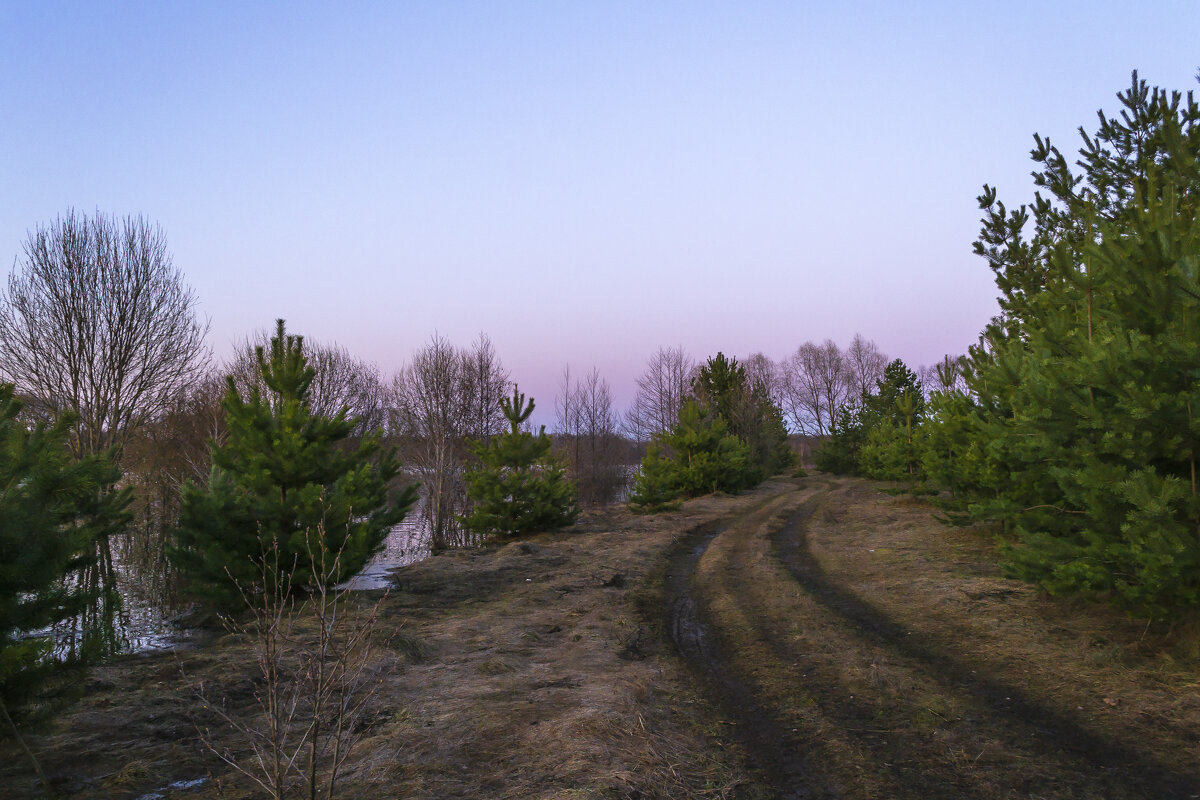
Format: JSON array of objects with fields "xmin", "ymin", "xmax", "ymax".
[
  {"xmin": 5, "ymin": 476, "xmax": 1200, "ymax": 799},
  {"xmin": 99, "ymin": 496, "xmax": 440, "ymax": 650}
]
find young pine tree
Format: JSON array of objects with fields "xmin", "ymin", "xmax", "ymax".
[
  {"xmin": 628, "ymin": 400, "xmax": 754, "ymax": 512},
  {"xmin": 0, "ymin": 384, "xmax": 131, "ymax": 780},
  {"xmin": 171, "ymin": 320, "xmax": 416, "ymax": 611},
  {"xmin": 818, "ymin": 358, "xmax": 924, "ymax": 479},
  {"xmin": 693, "ymin": 352, "xmax": 792, "ymax": 481},
  {"xmin": 956, "ymin": 73, "xmax": 1200, "ymax": 616},
  {"xmin": 461, "ymin": 386, "xmax": 578, "ymax": 537}
]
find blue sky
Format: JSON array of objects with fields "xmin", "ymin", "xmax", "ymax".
[{"xmin": 2, "ymin": 2, "xmax": 1199, "ymax": 422}]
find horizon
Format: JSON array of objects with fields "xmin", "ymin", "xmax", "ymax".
[{"xmin": 4, "ymin": 2, "xmax": 1199, "ymax": 426}]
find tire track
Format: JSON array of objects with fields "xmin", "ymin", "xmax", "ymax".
[
  {"xmin": 664, "ymin": 481, "xmax": 1200, "ymax": 800},
  {"xmin": 663, "ymin": 495, "xmax": 839, "ymax": 800},
  {"xmin": 770, "ymin": 495, "xmax": 1200, "ymax": 799}
]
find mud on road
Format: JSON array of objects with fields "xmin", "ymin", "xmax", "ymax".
[{"xmin": 665, "ymin": 476, "xmax": 1200, "ymax": 800}]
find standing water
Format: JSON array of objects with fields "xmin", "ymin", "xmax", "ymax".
[{"xmin": 88, "ymin": 496, "xmax": 440, "ymax": 653}]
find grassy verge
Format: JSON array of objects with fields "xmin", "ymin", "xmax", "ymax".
[
  {"xmin": 0, "ymin": 488, "xmax": 783, "ymax": 800},
  {"xmin": 686, "ymin": 475, "xmax": 1200, "ymax": 799}
]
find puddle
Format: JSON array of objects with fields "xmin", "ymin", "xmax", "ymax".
[{"xmin": 134, "ymin": 776, "xmax": 208, "ymax": 799}]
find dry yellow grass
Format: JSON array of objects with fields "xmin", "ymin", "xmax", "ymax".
[
  {"xmin": 6, "ymin": 475, "xmax": 1199, "ymax": 799},
  {"xmin": 682, "ymin": 475, "xmax": 1200, "ymax": 799},
  {"xmin": 0, "ymin": 487, "xmax": 783, "ymax": 800}
]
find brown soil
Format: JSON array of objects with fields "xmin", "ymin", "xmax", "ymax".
[
  {"xmin": 666, "ymin": 476, "xmax": 1200, "ymax": 799},
  {"xmin": 5, "ymin": 475, "xmax": 1200, "ymax": 799}
]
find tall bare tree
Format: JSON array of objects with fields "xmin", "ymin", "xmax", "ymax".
[
  {"xmin": 0, "ymin": 209, "xmax": 210, "ymax": 458},
  {"xmin": 460, "ymin": 333, "xmax": 510, "ymax": 444},
  {"xmin": 845, "ymin": 333, "xmax": 888, "ymax": 402},
  {"xmin": 556, "ymin": 365, "xmax": 582, "ymax": 471},
  {"xmin": 780, "ymin": 340, "xmax": 849, "ymax": 437},
  {"xmin": 389, "ymin": 333, "xmax": 511, "ymax": 548},
  {"xmin": 557, "ymin": 366, "xmax": 623, "ymax": 505},
  {"xmin": 391, "ymin": 336, "xmax": 466, "ymax": 549},
  {"xmin": 624, "ymin": 346, "xmax": 695, "ymax": 443},
  {"xmin": 743, "ymin": 352, "xmax": 781, "ymax": 406}
]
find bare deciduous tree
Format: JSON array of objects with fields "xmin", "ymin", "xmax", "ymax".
[
  {"xmin": 391, "ymin": 336, "xmax": 466, "ymax": 549},
  {"xmin": 556, "ymin": 365, "xmax": 581, "ymax": 469},
  {"xmin": 557, "ymin": 366, "xmax": 623, "ymax": 505},
  {"xmin": 623, "ymin": 346, "xmax": 695, "ymax": 443},
  {"xmin": 780, "ymin": 340, "xmax": 849, "ymax": 437},
  {"xmin": 0, "ymin": 209, "xmax": 210, "ymax": 458},
  {"xmin": 460, "ymin": 333, "xmax": 510, "ymax": 444},
  {"xmin": 743, "ymin": 352, "xmax": 782, "ymax": 405},
  {"xmin": 845, "ymin": 333, "xmax": 888, "ymax": 403},
  {"xmin": 188, "ymin": 529, "xmax": 388, "ymax": 800},
  {"xmin": 389, "ymin": 334, "xmax": 511, "ymax": 549}
]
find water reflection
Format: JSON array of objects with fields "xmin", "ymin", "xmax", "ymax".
[
  {"xmin": 81, "ymin": 496, "xmax": 446, "ymax": 651},
  {"xmin": 341, "ymin": 495, "xmax": 449, "ymax": 589},
  {"xmin": 65, "ymin": 471, "xmax": 631, "ymax": 653}
]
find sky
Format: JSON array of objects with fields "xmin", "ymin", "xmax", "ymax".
[{"xmin": 2, "ymin": 2, "xmax": 1199, "ymax": 426}]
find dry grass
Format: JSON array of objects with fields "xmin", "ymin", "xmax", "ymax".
[
  {"xmin": 0, "ymin": 490, "xmax": 778, "ymax": 800},
  {"xmin": 687, "ymin": 475, "xmax": 1200, "ymax": 799},
  {"xmin": 8, "ymin": 475, "xmax": 1196, "ymax": 799}
]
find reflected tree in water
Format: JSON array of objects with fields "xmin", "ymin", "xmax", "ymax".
[{"xmin": 0, "ymin": 209, "xmax": 210, "ymax": 660}]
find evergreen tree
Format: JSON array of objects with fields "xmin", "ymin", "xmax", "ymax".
[
  {"xmin": 171, "ymin": 320, "xmax": 416, "ymax": 611},
  {"xmin": 817, "ymin": 358, "xmax": 924, "ymax": 480},
  {"xmin": 815, "ymin": 403, "xmax": 864, "ymax": 474},
  {"xmin": 0, "ymin": 384, "xmax": 130, "ymax": 766},
  {"xmin": 461, "ymin": 386, "xmax": 578, "ymax": 537},
  {"xmin": 628, "ymin": 400, "xmax": 754, "ymax": 512},
  {"xmin": 955, "ymin": 73, "xmax": 1200, "ymax": 616},
  {"xmin": 694, "ymin": 352, "xmax": 792, "ymax": 480},
  {"xmin": 919, "ymin": 388, "xmax": 992, "ymax": 506}
]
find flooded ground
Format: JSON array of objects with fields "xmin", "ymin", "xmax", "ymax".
[
  {"xmin": 98, "ymin": 472, "xmax": 633, "ymax": 651},
  {"xmin": 101, "ymin": 497, "xmax": 441, "ymax": 652}
]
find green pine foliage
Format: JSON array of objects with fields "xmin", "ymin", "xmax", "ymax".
[
  {"xmin": 817, "ymin": 358, "xmax": 925, "ymax": 482},
  {"xmin": 461, "ymin": 386, "xmax": 579, "ymax": 537},
  {"xmin": 626, "ymin": 441, "xmax": 685, "ymax": 513},
  {"xmin": 693, "ymin": 352, "xmax": 792, "ymax": 479},
  {"xmin": 171, "ymin": 320, "xmax": 416, "ymax": 611},
  {"xmin": 628, "ymin": 400, "xmax": 754, "ymax": 512},
  {"xmin": 815, "ymin": 403, "xmax": 866, "ymax": 474},
  {"xmin": 0, "ymin": 384, "xmax": 131, "ymax": 730},
  {"xmin": 630, "ymin": 352, "xmax": 790, "ymax": 513},
  {"xmin": 951, "ymin": 73, "xmax": 1200, "ymax": 617},
  {"xmin": 919, "ymin": 389, "xmax": 992, "ymax": 507}
]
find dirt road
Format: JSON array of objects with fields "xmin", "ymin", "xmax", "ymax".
[
  {"xmin": 665, "ymin": 477, "xmax": 1200, "ymax": 799},
  {"xmin": 7, "ymin": 476, "xmax": 1200, "ymax": 799}
]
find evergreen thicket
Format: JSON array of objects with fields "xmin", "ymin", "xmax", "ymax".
[
  {"xmin": 808, "ymin": 74, "xmax": 1200, "ymax": 618},
  {"xmin": 816, "ymin": 358, "xmax": 926, "ymax": 484},
  {"xmin": 629, "ymin": 400, "xmax": 753, "ymax": 512},
  {"xmin": 171, "ymin": 320, "xmax": 416, "ymax": 611},
  {"xmin": 942, "ymin": 73, "xmax": 1200, "ymax": 617},
  {"xmin": 629, "ymin": 352, "xmax": 789, "ymax": 512},
  {"xmin": 0, "ymin": 384, "xmax": 131, "ymax": 733},
  {"xmin": 820, "ymin": 74, "xmax": 1200, "ymax": 618},
  {"xmin": 461, "ymin": 386, "xmax": 578, "ymax": 537}
]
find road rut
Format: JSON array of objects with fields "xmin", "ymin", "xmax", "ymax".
[{"xmin": 663, "ymin": 478, "xmax": 1200, "ymax": 799}]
